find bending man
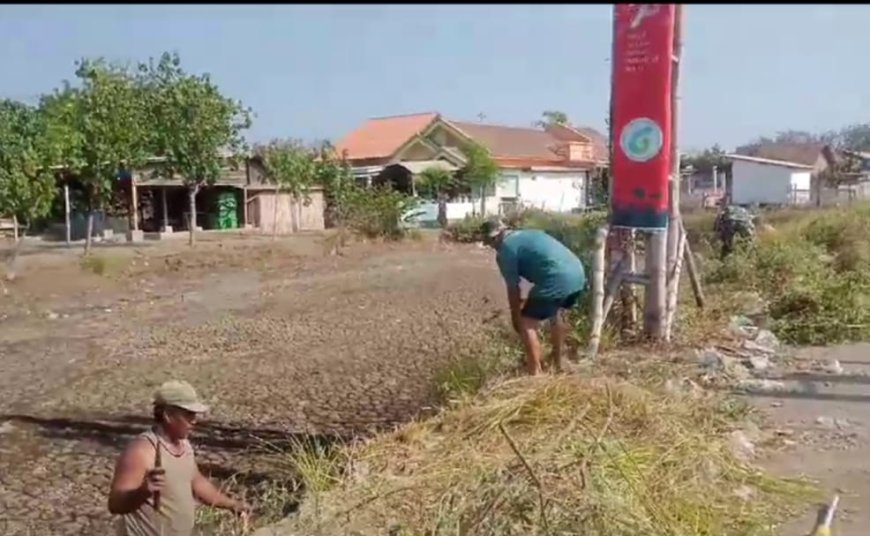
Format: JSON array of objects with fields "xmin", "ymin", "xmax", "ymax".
[{"xmin": 481, "ymin": 218, "xmax": 586, "ymax": 375}]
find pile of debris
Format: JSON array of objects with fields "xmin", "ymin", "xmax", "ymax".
[{"xmin": 694, "ymin": 312, "xmax": 787, "ymax": 393}]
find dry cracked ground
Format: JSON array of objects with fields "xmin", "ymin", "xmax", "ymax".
[
  {"xmin": 0, "ymin": 232, "xmax": 508, "ymax": 535},
  {"xmin": 4, "ymin": 232, "xmax": 869, "ymax": 536}
]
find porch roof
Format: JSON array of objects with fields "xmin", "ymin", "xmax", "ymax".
[{"xmin": 394, "ymin": 160, "xmax": 458, "ymax": 174}]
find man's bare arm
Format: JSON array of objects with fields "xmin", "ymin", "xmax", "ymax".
[
  {"xmin": 108, "ymin": 440, "xmax": 155, "ymax": 515},
  {"xmin": 192, "ymin": 469, "xmax": 246, "ymax": 513}
]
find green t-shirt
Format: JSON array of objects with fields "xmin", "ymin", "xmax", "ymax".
[{"xmin": 496, "ymin": 229, "xmax": 586, "ymax": 301}]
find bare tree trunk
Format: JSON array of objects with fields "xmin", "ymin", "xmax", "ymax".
[
  {"xmin": 84, "ymin": 211, "xmax": 95, "ymax": 254},
  {"xmin": 272, "ymin": 188, "xmax": 281, "ymax": 240},
  {"xmin": 188, "ymin": 185, "xmax": 199, "ymax": 247},
  {"xmin": 4, "ymin": 220, "xmax": 28, "ymax": 282},
  {"xmin": 437, "ymin": 194, "xmax": 448, "ymax": 229},
  {"xmin": 479, "ymin": 185, "xmax": 486, "ymax": 216},
  {"xmin": 64, "ymin": 184, "xmax": 71, "ymax": 246},
  {"xmin": 292, "ymin": 195, "xmax": 300, "ymax": 233}
]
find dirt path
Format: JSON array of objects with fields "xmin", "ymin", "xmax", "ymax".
[{"xmin": 745, "ymin": 342, "xmax": 870, "ymax": 535}]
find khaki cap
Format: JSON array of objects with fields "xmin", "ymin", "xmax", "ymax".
[{"xmin": 153, "ymin": 380, "xmax": 209, "ymax": 414}]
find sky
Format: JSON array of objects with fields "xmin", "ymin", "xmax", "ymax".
[{"xmin": 2, "ymin": 4, "xmax": 869, "ymax": 152}]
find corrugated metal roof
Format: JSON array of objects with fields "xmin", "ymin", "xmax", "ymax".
[{"xmin": 725, "ymin": 153, "xmax": 815, "ymax": 170}]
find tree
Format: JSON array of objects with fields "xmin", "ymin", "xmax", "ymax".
[
  {"xmin": 139, "ymin": 52, "xmax": 252, "ymax": 246},
  {"xmin": 735, "ymin": 129, "xmax": 837, "ymax": 156},
  {"xmin": 681, "ymin": 144, "xmax": 730, "ymax": 173},
  {"xmin": 0, "ymin": 100, "xmax": 58, "ymax": 278},
  {"xmin": 458, "ymin": 141, "xmax": 500, "ymax": 216},
  {"xmin": 536, "ymin": 110, "xmax": 569, "ymax": 129},
  {"xmin": 417, "ymin": 166, "xmax": 454, "ymax": 228},
  {"xmin": 314, "ymin": 142, "xmax": 355, "ymax": 229},
  {"xmin": 40, "ymin": 60, "xmax": 151, "ymax": 253},
  {"xmin": 833, "ymin": 123, "xmax": 870, "ymax": 152},
  {"xmin": 256, "ymin": 139, "xmax": 316, "ymax": 237}
]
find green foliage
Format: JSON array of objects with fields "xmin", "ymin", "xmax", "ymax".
[
  {"xmin": 416, "ymin": 166, "xmax": 454, "ymax": 200},
  {"xmin": 457, "ymin": 141, "xmax": 499, "ymax": 194},
  {"xmin": 535, "ymin": 110, "xmax": 569, "ymax": 128},
  {"xmin": 341, "ymin": 185, "xmax": 421, "ymax": 240},
  {"xmin": 681, "ymin": 144, "xmax": 729, "ymax": 174},
  {"xmin": 314, "ymin": 142, "xmax": 357, "ymax": 228},
  {"xmin": 445, "ymin": 214, "xmax": 488, "ymax": 243},
  {"xmin": 0, "ymin": 100, "xmax": 57, "ymax": 227},
  {"xmin": 256, "ymin": 138, "xmax": 316, "ymax": 200},
  {"xmin": 136, "ymin": 51, "xmax": 252, "ymax": 245},
  {"xmin": 700, "ymin": 206, "xmax": 870, "ymax": 345},
  {"xmin": 138, "ymin": 51, "xmax": 252, "ymax": 188},
  {"xmin": 43, "ymin": 59, "xmax": 150, "ymax": 210}
]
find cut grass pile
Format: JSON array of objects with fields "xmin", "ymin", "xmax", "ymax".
[{"xmin": 256, "ymin": 370, "xmax": 815, "ymax": 536}]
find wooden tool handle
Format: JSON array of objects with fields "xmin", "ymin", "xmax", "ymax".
[{"xmin": 153, "ymin": 442, "xmax": 163, "ymax": 511}]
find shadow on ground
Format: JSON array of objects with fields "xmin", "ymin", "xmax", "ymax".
[{"xmin": 1, "ymin": 413, "xmax": 349, "ymax": 452}]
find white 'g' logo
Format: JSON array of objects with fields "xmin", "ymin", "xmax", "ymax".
[{"xmin": 619, "ymin": 118, "xmax": 664, "ymax": 163}]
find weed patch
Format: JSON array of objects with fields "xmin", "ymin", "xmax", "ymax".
[
  {"xmin": 79, "ymin": 253, "xmax": 129, "ymax": 277},
  {"xmin": 693, "ymin": 205, "xmax": 870, "ymax": 345}
]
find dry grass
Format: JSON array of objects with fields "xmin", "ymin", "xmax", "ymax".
[{"xmin": 260, "ymin": 368, "xmax": 816, "ymax": 536}]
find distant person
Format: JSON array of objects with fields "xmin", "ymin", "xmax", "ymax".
[
  {"xmin": 714, "ymin": 204, "xmax": 756, "ymax": 259},
  {"xmin": 108, "ymin": 380, "xmax": 251, "ymax": 536},
  {"xmin": 480, "ymin": 218, "xmax": 586, "ymax": 375}
]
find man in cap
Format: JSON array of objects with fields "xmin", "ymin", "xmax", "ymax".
[
  {"xmin": 480, "ymin": 217, "xmax": 586, "ymax": 375},
  {"xmin": 108, "ymin": 380, "xmax": 251, "ymax": 535}
]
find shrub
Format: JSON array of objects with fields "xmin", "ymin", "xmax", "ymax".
[
  {"xmin": 445, "ymin": 214, "xmax": 487, "ymax": 243},
  {"xmin": 340, "ymin": 185, "xmax": 421, "ymax": 240},
  {"xmin": 699, "ymin": 206, "xmax": 870, "ymax": 345}
]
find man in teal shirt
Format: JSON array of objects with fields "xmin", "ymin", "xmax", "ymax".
[{"xmin": 480, "ymin": 218, "xmax": 586, "ymax": 375}]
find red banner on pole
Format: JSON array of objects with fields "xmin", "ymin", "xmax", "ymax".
[{"xmin": 610, "ymin": 4, "xmax": 675, "ymax": 230}]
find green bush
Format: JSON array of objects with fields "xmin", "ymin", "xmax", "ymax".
[
  {"xmin": 341, "ymin": 185, "xmax": 421, "ymax": 240},
  {"xmin": 444, "ymin": 214, "xmax": 487, "ymax": 243},
  {"xmin": 701, "ymin": 207, "xmax": 870, "ymax": 345}
]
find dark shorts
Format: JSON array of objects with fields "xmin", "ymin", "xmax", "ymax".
[{"xmin": 521, "ymin": 289, "xmax": 583, "ymax": 321}]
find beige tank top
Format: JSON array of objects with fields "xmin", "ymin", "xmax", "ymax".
[{"xmin": 117, "ymin": 430, "xmax": 197, "ymax": 536}]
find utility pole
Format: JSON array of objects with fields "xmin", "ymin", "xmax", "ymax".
[
  {"xmin": 589, "ymin": 4, "xmax": 703, "ymax": 356},
  {"xmin": 663, "ymin": 4, "xmax": 686, "ymax": 341}
]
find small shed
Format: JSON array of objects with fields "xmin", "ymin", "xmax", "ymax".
[
  {"xmin": 725, "ymin": 154, "xmax": 814, "ymax": 206},
  {"xmin": 247, "ymin": 187, "xmax": 326, "ymax": 233}
]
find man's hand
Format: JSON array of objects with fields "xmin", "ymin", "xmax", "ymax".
[
  {"xmin": 230, "ymin": 499, "xmax": 254, "ymax": 517},
  {"xmin": 141, "ymin": 468, "xmax": 166, "ymax": 495}
]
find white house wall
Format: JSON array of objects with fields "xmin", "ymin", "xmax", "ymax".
[
  {"xmin": 516, "ymin": 171, "xmax": 585, "ymax": 212},
  {"xmin": 407, "ymin": 169, "xmax": 586, "ymax": 226},
  {"xmin": 731, "ymin": 160, "xmax": 806, "ymax": 205}
]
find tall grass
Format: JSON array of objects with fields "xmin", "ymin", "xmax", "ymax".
[
  {"xmin": 265, "ymin": 372, "xmax": 816, "ymax": 536},
  {"xmin": 699, "ymin": 204, "xmax": 870, "ymax": 345}
]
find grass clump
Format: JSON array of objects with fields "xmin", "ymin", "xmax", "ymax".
[
  {"xmin": 266, "ymin": 373, "xmax": 815, "ymax": 536},
  {"xmin": 444, "ymin": 214, "xmax": 487, "ymax": 243},
  {"xmin": 79, "ymin": 253, "xmax": 129, "ymax": 276}
]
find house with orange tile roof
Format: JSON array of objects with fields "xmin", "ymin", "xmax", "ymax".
[{"xmin": 335, "ymin": 112, "xmax": 608, "ymax": 220}]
